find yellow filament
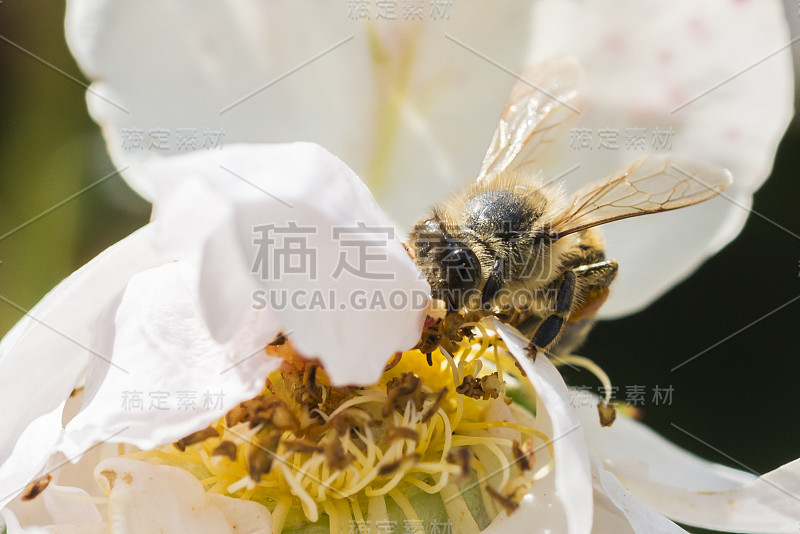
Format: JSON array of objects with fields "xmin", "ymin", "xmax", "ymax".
[
  {"xmin": 367, "ymin": 494, "xmax": 389, "ymax": 531},
  {"xmin": 322, "ymin": 499, "xmax": 341, "ymax": 534},
  {"xmin": 349, "ymin": 497, "xmax": 367, "ymax": 534},
  {"xmin": 277, "ymin": 461, "xmax": 318, "ymax": 522},
  {"xmin": 389, "ymin": 487, "xmax": 423, "ymax": 525},
  {"xmin": 440, "ymin": 348, "xmax": 465, "ymax": 429},
  {"xmin": 554, "ymin": 354, "xmax": 614, "ymax": 403},
  {"xmin": 456, "ymin": 421, "xmax": 549, "ymax": 443},
  {"xmin": 493, "ymin": 342, "xmax": 503, "ymax": 383},
  {"xmin": 271, "ymin": 493, "xmax": 292, "ymax": 534},
  {"xmin": 326, "ymin": 391, "xmax": 387, "ymax": 419},
  {"xmin": 440, "ymin": 483, "xmax": 481, "ymax": 534}
]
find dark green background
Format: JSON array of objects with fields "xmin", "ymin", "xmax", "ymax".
[{"xmin": 0, "ymin": 3, "xmax": 797, "ymax": 533}]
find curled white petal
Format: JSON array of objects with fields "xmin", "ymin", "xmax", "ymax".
[
  {"xmin": 145, "ymin": 143, "xmax": 429, "ymax": 386},
  {"xmin": 65, "ymin": 0, "xmax": 370, "ymax": 202},
  {"xmin": 1, "ymin": 440, "xmax": 124, "ymax": 534},
  {"xmin": 493, "ymin": 320, "xmax": 593, "ymax": 534},
  {"xmin": 0, "ymin": 227, "xmax": 164, "ymax": 508},
  {"xmin": 63, "ymin": 261, "xmax": 282, "ymax": 453}
]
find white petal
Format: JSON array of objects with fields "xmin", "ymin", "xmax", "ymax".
[
  {"xmin": 0, "ymin": 509, "xmax": 50, "ymax": 534},
  {"xmin": 146, "ymin": 143, "xmax": 429, "ymax": 386},
  {"xmin": 625, "ymin": 458, "xmax": 800, "ymax": 533},
  {"xmin": 63, "ymin": 261, "xmax": 282, "ymax": 453},
  {"xmin": 1, "ymin": 442, "xmax": 122, "ymax": 533},
  {"xmin": 589, "ymin": 453, "xmax": 687, "ymax": 534},
  {"xmin": 65, "ymin": 0, "xmax": 369, "ymax": 202},
  {"xmin": 578, "ymin": 402, "xmax": 800, "ymax": 532},
  {"xmin": 94, "ymin": 458, "xmax": 270, "ymax": 534},
  {"xmin": 480, "ymin": 387, "xmax": 569, "ymax": 533},
  {"xmin": 654, "ymin": 459, "xmax": 800, "ymax": 533},
  {"xmin": 206, "ymin": 495, "xmax": 270, "ymax": 534},
  {"xmin": 0, "ymin": 228, "xmax": 166, "ymax": 510},
  {"xmin": 46, "ymin": 442, "xmax": 122, "ymax": 507},
  {"xmin": 576, "ymin": 399, "xmax": 754, "ymax": 492},
  {"xmin": 360, "ymin": 3, "xmax": 540, "ymax": 228},
  {"xmin": 0, "ymin": 510, "xmax": 99, "ymax": 534},
  {"xmin": 150, "ymin": 173, "xmax": 259, "ymax": 342},
  {"xmin": 1, "ymin": 444, "xmax": 120, "ymax": 531},
  {"xmin": 493, "ymin": 320, "xmax": 593, "ymax": 534},
  {"xmin": 0, "ymin": 404, "xmax": 64, "ymax": 510},
  {"xmin": 528, "ymin": 0, "xmax": 793, "ymax": 317},
  {"xmin": 41, "ymin": 527, "xmax": 105, "ymax": 534},
  {"xmin": 3, "ymin": 486, "xmax": 103, "ymax": 533},
  {"xmin": 42, "ymin": 484, "xmax": 102, "ymax": 526},
  {"xmin": 65, "ymin": 0, "xmax": 535, "ymax": 229},
  {"xmin": 482, "ymin": 475, "xmax": 568, "ymax": 534}
]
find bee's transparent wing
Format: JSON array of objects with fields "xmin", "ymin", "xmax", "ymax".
[
  {"xmin": 550, "ymin": 155, "xmax": 733, "ymax": 239},
  {"xmin": 476, "ymin": 56, "xmax": 585, "ymax": 182}
]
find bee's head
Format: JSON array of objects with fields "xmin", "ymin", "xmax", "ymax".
[{"xmin": 408, "ymin": 215, "xmax": 483, "ymax": 311}]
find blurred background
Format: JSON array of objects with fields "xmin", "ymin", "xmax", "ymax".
[{"xmin": 0, "ymin": 2, "xmax": 797, "ymax": 533}]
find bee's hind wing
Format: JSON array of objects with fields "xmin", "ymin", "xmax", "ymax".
[{"xmin": 476, "ymin": 56, "xmax": 586, "ymax": 182}]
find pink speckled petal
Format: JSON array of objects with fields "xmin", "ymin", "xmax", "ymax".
[{"xmin": 528, "ymin": 0, "xmax": 793, "ymax": 316}]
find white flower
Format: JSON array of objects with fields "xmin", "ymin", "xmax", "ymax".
[
  {"xmin": 0, "ymin": 0, "xmax": 797, "ymax": 533},
  {"xmin": 4, "ymin": 290, "xmax": 799, "ymax": 533}
]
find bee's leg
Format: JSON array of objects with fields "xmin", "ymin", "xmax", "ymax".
[
  {"xmin": 525, "ymin": 271, "xmax": 576, "ymax": 359},
  {"xmin": 549, "ymin": 260, "xmax": 617, "ymax": 357},
  {"xmin": 568, "ymin": 259, "xmax": 618, "ymax": 322},
  {"xmin": 525, "ymin": 259, "xmax": 618, "ymax": 359}
]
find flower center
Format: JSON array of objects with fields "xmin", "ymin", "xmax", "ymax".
[{"xmin": 126, "ymin": 322, "xmax": 556, "ymax": 533}]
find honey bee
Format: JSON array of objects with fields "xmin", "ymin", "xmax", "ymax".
[{"xmin": 409, "ymin": 57, "xmax": 731, "ymax": 358}]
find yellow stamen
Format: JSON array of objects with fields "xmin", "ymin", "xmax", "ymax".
[
  {"xmin": 122, "ymin": 324, "xmax": 556, "ymax": 532},
  {"xmin": 554, "ymin": 354, "xmax": 615, "ymax": 404}
]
